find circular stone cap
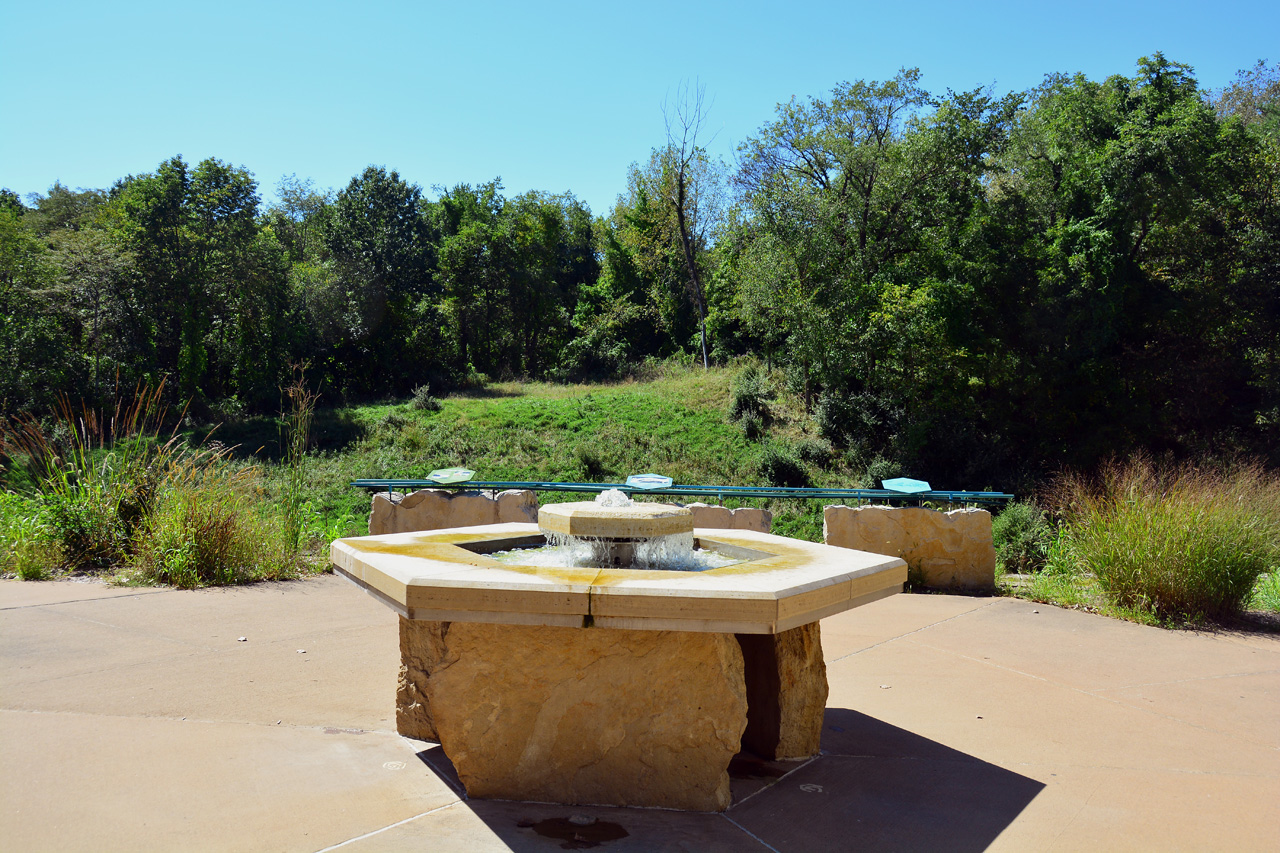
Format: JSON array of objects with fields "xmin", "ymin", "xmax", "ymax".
[{"xmin": 538, "ymin": 501, "xmax": 693, "ymax": 540}]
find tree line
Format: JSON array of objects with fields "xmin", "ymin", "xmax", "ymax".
[{"xmin": 2, "ymin": 54, "xmax": 1277, "ymax": 486}]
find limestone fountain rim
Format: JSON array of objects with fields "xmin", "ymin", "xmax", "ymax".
[{"xmin": 331, "ymin": 522, "xmax": 907, "ymax": 634}]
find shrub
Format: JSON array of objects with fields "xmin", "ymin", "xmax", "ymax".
[
  {"xmin": 130, "ymin": 475, "xmax": 297, "ymax": 588},
  {"xmin": 992, "ymin": 501, "xmax": 1053, "ymax": 573},
  {"xmin": 740, "ymin": 412, "xmax": 765, "ymax": 441},
  {"xmin": 44, "ymin": 493, "xmax": 128, "ymax": 571},
  {"xmin": 411, "ymin": 384, "xmax": 443, "ymax": 412},
  {"xmin": 728, "ymin": 366, "xmax": 773, "ymax": 424},
  {"xmin": 795, "ymin": 437, "xmax": 832, "ymax": 468},
  {"xmin": 759, "ymin": 443, "xmax": 809, "ymax": 488},
  {"xmin": 1048, "ymin": 457, "xmax": 1280, "ymax": 622},
  {"xmin": 862, "ymin": 456, "xmax": 901, "ymax": 489}
]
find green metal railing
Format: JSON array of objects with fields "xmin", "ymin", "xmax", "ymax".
[{"xmin": 350, "ymin": 478, "xmax": 1014, "ymax": 507}]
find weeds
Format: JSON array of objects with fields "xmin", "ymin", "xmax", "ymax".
[
  {"xmin": 1250, "ymin": 570, "xmax": 1280, "ymax": 612},
  {"xmin": 411, "ymin": 384, "xmax": 443, "ymax": 412},
  {"xmin": 128, "ymin": 467, "xmax": 298, "ymax": 588},
  {"xmin": 0, "ymin": 493, "xmax": 50, "ymax": 579},
  {"xmin": 280, "ymin": 366, "xmax": 318, "ymax": 552}
]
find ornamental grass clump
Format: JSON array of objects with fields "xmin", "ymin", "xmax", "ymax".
[
  {"xmin": 1048, "ymin": 458, "xmax": 1280, "ymax": 622},
  {"xmin": 128, "ymin": 470, "xmax": 296, "ymax": 589}
]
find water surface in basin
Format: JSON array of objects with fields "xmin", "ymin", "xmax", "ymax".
[{"xmin": 489, "ymin": 537, "xmax": 743, "ymax": 572}]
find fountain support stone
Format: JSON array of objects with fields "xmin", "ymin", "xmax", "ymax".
[{"xmin": 333, "ymin": 501, "xmax": 906, "ymax": 812}]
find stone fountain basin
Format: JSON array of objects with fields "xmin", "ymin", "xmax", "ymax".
[{"xmin": 330, "ymin": 522, "xmax": 907, "ymax": 634}]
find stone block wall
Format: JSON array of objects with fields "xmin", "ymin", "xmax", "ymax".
[
  {"xmin": 685, "ymin": 503, "xmax": 772, "ymax": 532},
  {"xmin": 823, "ymin": 505, "xmax": 995, "ymax": 591},
  {"xmin": 369, "ymin": 488, "xmax": 538, "ymax": 535}
]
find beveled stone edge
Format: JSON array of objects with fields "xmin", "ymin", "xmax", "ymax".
[{"xmin": 332, "ymin": 525, "xmax": 906, "ymax": 634}]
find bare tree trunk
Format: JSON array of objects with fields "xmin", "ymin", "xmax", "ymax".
[{"xmin": 666, "ymin": 81, "xmax": 718, "ymax": 371}]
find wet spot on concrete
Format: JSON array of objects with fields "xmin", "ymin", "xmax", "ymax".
[{"xmin": 518, "ymin": 816, "xmax": 629, "ymax": 849}]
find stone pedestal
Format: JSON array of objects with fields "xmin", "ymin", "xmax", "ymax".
[
  {"xmin": 736, "ymin": 622, "xmax": 828, "ymax": 760},
  {"xmin": 396, "ymin": 615, "xmax": 830, "ymax": 810},
  {"xmin": 398, "ymin": 619, "xmax": 749, "ymax": 811}
]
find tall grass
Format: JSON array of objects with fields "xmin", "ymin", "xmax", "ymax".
[
  {"xmin": 127, "ymin": 465, "xmax": 297, "ymax": 588},
  {"xmin": 1046, "ymin": 457, "xmax": 1280, "ymax": 622},
  {"xmin": 280, "ymin": 366, "xmax": 318, "ymax": 552},
  {"xmin": 1, "ymin": 382, "xmax": 313, "ymax": 586}
]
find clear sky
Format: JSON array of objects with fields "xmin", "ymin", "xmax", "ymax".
[{"xmin": 2, "ymin": 0, "xmax": 1275, "ymax": 216}]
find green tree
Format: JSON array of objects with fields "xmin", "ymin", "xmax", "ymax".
[
  {"xmin": 0, "ymin": 208, "xmax": 81, "ymax": 413},
  {"xmin": 320, "ymin": 166, "xmax": 436, "ymax": 397}
]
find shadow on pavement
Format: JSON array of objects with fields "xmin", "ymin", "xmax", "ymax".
[
  {"xmin": 409, "ymin": 708, "xmax": 1044, "ymax": 851},
  {"xmin": 725, "ymin": 707, "xmax": 1046, "ymax": 852}
]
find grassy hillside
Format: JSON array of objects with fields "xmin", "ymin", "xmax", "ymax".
[{"xmin": 273, "ymin": 364, "xmax": 865, "ymax": 543}]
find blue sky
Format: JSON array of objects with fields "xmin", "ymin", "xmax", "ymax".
[{"xmin": 3, "ymin": 0, "xmax": 1275, "ymax": 216}]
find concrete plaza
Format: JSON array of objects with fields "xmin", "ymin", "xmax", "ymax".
[{"xmin": 2, "ymin": 574, "xmax": 1276, "ymax": 851}]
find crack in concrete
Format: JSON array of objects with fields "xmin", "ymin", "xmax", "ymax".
[
  {"xmin": 0, "ymin": 589, "xmax": 167, "ymax": 611},
  {"xmin": 311, "ymin": 800, "xmax": 466, "ymax": 852},
  {"xmin": 826, "ymin": 598, "xmax": 1003, "ymax": 663}
]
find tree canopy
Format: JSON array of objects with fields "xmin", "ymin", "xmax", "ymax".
[{"xmin": 2, "ymin": 55, "xmax": 1276, "ymax": 487}]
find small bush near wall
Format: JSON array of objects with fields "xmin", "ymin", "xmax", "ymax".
[{"xmin": 992, "ymin": 501, "xmax": 1053, "ymax": 573}]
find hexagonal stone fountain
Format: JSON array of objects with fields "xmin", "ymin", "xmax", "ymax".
[{"xmin": 332, "ymin": 492, "xmax": 906, "ymax": 811}]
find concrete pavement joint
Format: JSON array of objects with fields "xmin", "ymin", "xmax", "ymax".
[
  {"xmin": 720, "ymin": 813, "xmax": 783, "ymax": 852},
  {"xmin": 727, "ymin": 753, "xmax": 820, "ymax": 809},
  {"xmin": 310, "ymin": 800, "xmax": 466, "ymax": 853},
  {"xmin": 827, "ymin": 598, "xmax": 1002, "ymax": 664},
  {"xmin": 0, "ymin": 589, "xmax": 168, "ymax": 611},
  {"xmin": 0, "ymin": 707, "xmax": 401, "ymax": 737}
]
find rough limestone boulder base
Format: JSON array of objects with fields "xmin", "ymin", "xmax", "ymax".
[
  {"xmin": 368, "ymin": 489, "xmax": 537, "ymax": 535},
  {"xmin": 415, "ymin": 621, "xmax": 749, "ymax": 811},
  {"xmin": 396, "ymin": 617, "xmax": 447, "ymax": 741},
  {"xmin": 736, "ymin": 622, "xmax": 828, "ymax": 760},
  {"xmin": 823, "ymin": 505, "xmax": 996, "ymax": 591}
]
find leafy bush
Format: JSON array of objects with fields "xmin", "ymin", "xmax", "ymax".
[
  {"xmin": 862, "ymin": 456, "xmax": 901, "ymax": 489},
  {"xmin": 1047, "ymin": 458, "xmax": 1280, "ymax": 622},
  {"xmin": 740, "ymin": 412, "xmax": 765, "ymax": 441},
  {"xmin": 410, "ymin": 384, "xmax": 443, "ymax": 412},
  {"xmin": 44, "ymin": 494, "xmax": 128, "ymax": 571},
  {"xmin": 795, "ymin": 437, "xmax": 832, "ymax": 468},
  {"xmin": 992, "ymin": 501, "xmax": 1053, "ymax": 573},
  {"xmin": 759, "ymin": 443, "xmax": 809, "ymax": 488},
  {"xmin": 728, "ymin": 366, "xmax": 773, "ymax": 424}
]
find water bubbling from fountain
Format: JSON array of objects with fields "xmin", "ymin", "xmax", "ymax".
[{"xmin": 494, "ymin": 490, "xmax": 739, "ymax": 571}]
